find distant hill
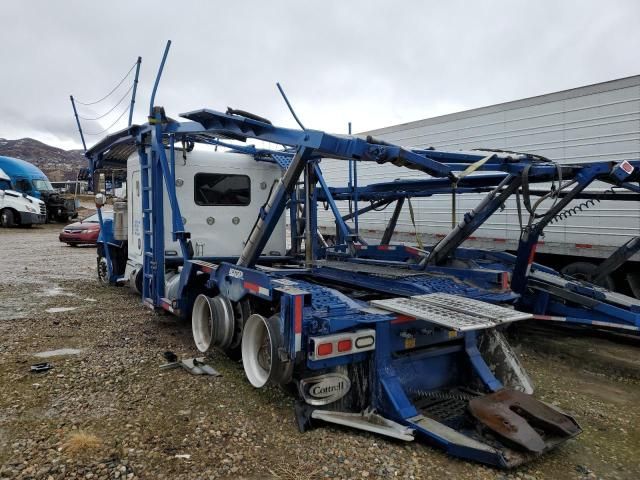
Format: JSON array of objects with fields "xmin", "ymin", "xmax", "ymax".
[{"xmin": 0, "ymin": 138, "xmax": 86, "ymax": 181}]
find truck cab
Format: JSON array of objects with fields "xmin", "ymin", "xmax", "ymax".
[
  {"xmin": 114, "ymin": 147, "xmax": 286, "ymax": 291},
  {"xmin": 0, "ymin": 167, "xmax": 46, "ymax": 227},
  {"xmin": 0, "ymin": 156, "xmax": 78, "ymax": 222}
]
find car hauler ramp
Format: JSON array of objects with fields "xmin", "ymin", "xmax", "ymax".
[{"xmin": 372, "ymin": 293, "xmax": 531, "ymax": 331}]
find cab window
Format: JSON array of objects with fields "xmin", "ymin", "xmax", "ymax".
[
  {"xmin": 16, "ymin": 179, "xmax": 32, "ymax": 193},
  {"xmin": 194, "ymin": 173, "xmax": 251, "ymax": 206}
]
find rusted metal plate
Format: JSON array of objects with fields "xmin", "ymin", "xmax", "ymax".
[{"xmin": 468, "ymin": 389, "xmax": 581, "ymax": 453}]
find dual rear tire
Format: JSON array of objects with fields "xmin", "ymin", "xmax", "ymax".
[{"xmin": 191, "ymin": 295, "xmax": 292, "ymax": 387}]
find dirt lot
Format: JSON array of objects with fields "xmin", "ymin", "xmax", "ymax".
[{"xmin": 1, "ymin": 224, "xmax": 639, "ymax": 480}]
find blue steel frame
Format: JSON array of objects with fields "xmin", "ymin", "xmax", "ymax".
[
  {"xmin": 86, "ymin": 106, "xmax": 640, "ymax": 323},
  {"xmin": 76, "ymin": 40, "xmax": 640, "ymax": 467},
  {"xmin": 83, "ymin": 96, "xmax": 640, "ymax": 467}
]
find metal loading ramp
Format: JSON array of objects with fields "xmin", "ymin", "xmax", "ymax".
[{"xmin": 371, "ymin": 293, "xmax": 532, "ymax": 331}]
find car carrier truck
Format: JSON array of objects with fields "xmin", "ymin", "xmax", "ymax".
[{"xmin": 83, "ymin": 42, "xmax": 640, "ymax": 468}]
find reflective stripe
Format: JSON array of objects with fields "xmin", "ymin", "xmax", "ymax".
[
  {"xmin": 243, "ymin": 281, "xmax": 270, "ymax": 297},
  {"xmin": 501, "ymin": 272, "xmax": 510, "ymax": 290},
  {"xmin": 294, "ymin": 296, "xmax": 303, "ymax": 352},
  {"xmin": 391, "ymin": 314, "xmax": 416, "ymax": 324}
]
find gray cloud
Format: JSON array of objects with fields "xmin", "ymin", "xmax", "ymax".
[{"xmin": 0, "ymin": 0, "xmax": 638, "ymax": 150}]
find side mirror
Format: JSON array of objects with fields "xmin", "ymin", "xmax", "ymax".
[{"xmin": 95, "ymin": 193, "xmax": 106, "ymax": 208}]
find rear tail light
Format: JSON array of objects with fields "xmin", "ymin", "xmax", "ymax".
[
  {"xmin": 317, "ymin": 343, "xmax": 333, "ymax": 356},
  {"xmin": 309, "ymin": 329, "xmax": 376, "ymax": 361},
  {"xmin": 337, "ymin": 339, "xmax": 352, "ymax": 352}
]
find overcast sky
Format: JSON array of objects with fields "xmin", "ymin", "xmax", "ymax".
[{"xmin": 0, "ymin": 0, "xmax": 638, "ymax": 150}]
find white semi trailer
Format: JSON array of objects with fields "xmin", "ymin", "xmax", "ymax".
[{"xmin": 318, "ymin": 75, "xmax": 640, "ymax": 294}]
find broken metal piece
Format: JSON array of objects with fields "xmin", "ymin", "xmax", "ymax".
[
  {"xmin": 468, "ymin": 389, "xmax": 581, "ymax": 453},
  {"xmin": 159, "ymin": 352, "xmax": 220, "ymax": 376},
  {"xmin": 310, "ymin": 408, "xmax": 415, "ymax": 441},
  {"xmin": 30, "ymin": 362, "xmax": 53, "ymax": 373},
  {"xmin": 180, "ymin": 357, "xmax": 220, "ymax": 376}
]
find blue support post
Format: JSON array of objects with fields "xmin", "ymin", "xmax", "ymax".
[
  {"xmin": 289, "ymin": 187, "xmax": 300, "ymax": 255},
  {"xmin": 96, "ymin": 206, "xmax": 112, "ymax": 279},
  {"xmin": 138, "ymin": 145, "xmax": 155, "ymax": 304},
  {"xmin": 128, "ymin": 56, "xmax": 142, "ymax": 127},
  {"xmin": 348, "ymin": 121, "xmax": 353, "ymax": 219},
  {"xmin": 313, "ymin": 163, "xmax": 351, "ymax": 246},
  {"xmin": 150, "ymin": 134, "xmax": 166, "ymax": 304},
  {"xmin": 310, "ymin": 164, "xmax": 320, "ymax": 259},
  {"xmin": 464, "ymin": 332, "xmax": 502, "ymax": 392},
  {"xmin": 353, "ymin": 157, "xmax": 359, "ymax": 239},
  {"xmin": 149, "ymin": 41, "xmax": 171, "ymax": 116},
  {"xmin": 169, "ymin": 134, "xmax": 176, "ymax": 183},
  {"xmin": 69, "ymin": 95, "xmax": 87, "ymax": 152},
  {"xmin": 153, "ymin": 119, "xmax": 190, "ymax": 259}
]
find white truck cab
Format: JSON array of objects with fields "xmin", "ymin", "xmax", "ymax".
[
  {"xmin": 0, "ymin": 167, "xmax": 46, "ymax": 227},
  {"xmin": 123, "ymin": 148, "xmax": 286, "ymax": 286}
]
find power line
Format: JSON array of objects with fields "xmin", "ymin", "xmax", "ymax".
[
  {"xmin": 83, "ymin": 103, "xmax": 131, "ymax": 136},
  {"xmin": 77, "ymin": 84, "xmax": 134, "ymax": 120},
  {"xmin": 74, "ymin": 61, "xmax": 137, "ymax": 106}
]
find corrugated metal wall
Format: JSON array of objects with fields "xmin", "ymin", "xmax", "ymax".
[{"xmin": 318, "ymin": 76, "xmax": 640, "ymax": 256}]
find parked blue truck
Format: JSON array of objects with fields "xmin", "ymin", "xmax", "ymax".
[{"xmin": 0, "ymin": 156, "xmax": 78, "ymax": 222}]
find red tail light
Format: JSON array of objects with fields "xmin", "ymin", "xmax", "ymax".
[
  {"xmin": 337, "ymin": 339, "xmax": 352, "ymax": 352},
  {"xmin": 317, "ymin": 343, "xmax": 333, "ymax": 356}
]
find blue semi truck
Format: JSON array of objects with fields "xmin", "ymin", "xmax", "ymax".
[{"xmin": 0, "ymin": 156, "xmax": 78, "ymax": 222}]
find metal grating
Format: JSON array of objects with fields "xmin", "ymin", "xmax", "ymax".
[
  {"xmin": 371, "ymin": 297, "xmax": 495, "ymax": 331},
  {"xmin": 413, "ymin": 390, "xmax": 475, "ymax": 429},
  {"xmin": 318, "ymin": 260, "xmax": 424, "ymax": 279},
  {"xmin": 371, "ymin": 294, "xmax": 530, "ymax": 331},
  {"xmin": 412, "ymin": 293, "xmax": 531, "ymax": 324}
]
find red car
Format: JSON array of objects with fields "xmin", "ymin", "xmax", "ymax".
[{"xmin": 59, "ymin": 211, "xmax": 112, "ymax": 246}]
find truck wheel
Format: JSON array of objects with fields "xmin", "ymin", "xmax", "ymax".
[
  {"xmin": 560, "ymin": 261, "xmax": 615, "ymax": 291},
  {"xmin": 97, "ymin": 256, "xmax": 110, "ymax": 286},
  {"xmin": 241, "ymin": 313, "xmax": 292, "ymax": 388},
  {"xmin": 0, "ymin": 209, "xmax": 15, "ymax": 227}
]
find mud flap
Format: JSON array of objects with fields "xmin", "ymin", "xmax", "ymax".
[{"xmin": 468, "ymin": 389, "xmax": 581, "ymax": 453}]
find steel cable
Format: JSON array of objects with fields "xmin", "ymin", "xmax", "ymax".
[
  {"xmin": 74, "ymin": 61, "xmax": 137, "ymax": 106},
  {"xmin": 83, "ymin": 103, "xmax": 131, "ymax": 136},
  {"xmin": 77, "ymin": 84, "xmax": 134, "ymax": 120}
]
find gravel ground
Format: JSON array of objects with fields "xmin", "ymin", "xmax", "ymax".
[{"xmin": 1, "ymin": 224, "xmax": 639, "ymax": 479}]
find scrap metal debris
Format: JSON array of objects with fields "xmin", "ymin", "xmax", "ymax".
[
  {"xmin": 30, "ymin": 362, "xmax": 53, "ymax": 373},
  {"xmin": 159, "ymin": 351, "xmax": 220, "ymax": 376}
]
